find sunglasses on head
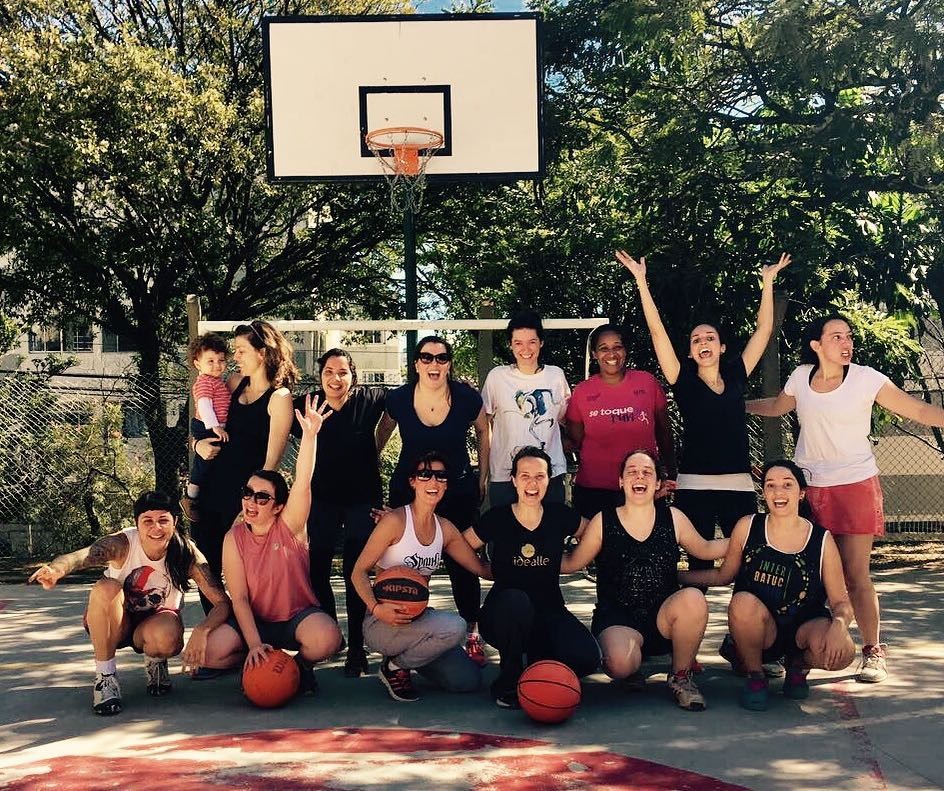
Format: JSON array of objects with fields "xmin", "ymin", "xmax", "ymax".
[
  {"xmin": 417, "ymin": 352, "xmax": 451, "ymax": 364},
  {"xmin": 236, "ymin": 321, "xmax": 266, "ymax": 346},
  {"xmin": 414, "ymin": 468, "xmax": 450, "ymax": 482},
  {"xmin": 241, "ymin": 486, "xmax": 275, "ymax": 504}
]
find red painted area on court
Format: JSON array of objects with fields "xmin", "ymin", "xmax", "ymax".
[
  {"xmin": 0, "ymin": 600, "xmax": 8, "ymax": 612},
  {"xmin": 6, "ymin": 728, "xmax": 750, "ymax": 791},
  {"xmin": 828, "ymin": 683, "xmax": 888, "ymax": 790}
]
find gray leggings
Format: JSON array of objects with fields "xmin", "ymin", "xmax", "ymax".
[{"xmin": 364, "ymin": 608, "xmax": 481, "ymax": 692}]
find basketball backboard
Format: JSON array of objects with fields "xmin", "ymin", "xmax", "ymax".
[{"xmin": 263, "ymin": 13, "xmax": 544, "ymax": 182}]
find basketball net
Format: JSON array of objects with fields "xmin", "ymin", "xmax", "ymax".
[{"xmin": 365, "ymin": 127, "xmax": 444, "ymax": 214}]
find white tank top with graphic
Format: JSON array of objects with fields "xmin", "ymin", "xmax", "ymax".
[
  {"xmin": 377, "ymin": 505, "xmax": 443, "ymax": 577},
  {"xmin": 105, "ymin": 527, "xmax": 184, "ymax": 614}
]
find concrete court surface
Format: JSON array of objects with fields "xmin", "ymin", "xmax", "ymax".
[{"xmin": 0, "ymin": 563, "xmax": 942, "ymax": 791}]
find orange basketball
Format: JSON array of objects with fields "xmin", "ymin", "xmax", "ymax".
[
  {"xmin": 242, "ymin": 648, "xmax": 300, "ymax": 709},
  {"xmin": 517, "ymin": 660, "xmax": 581, "ymax": 724},
  {"xmin": 372, "ymin": 565, "xmax": 430, "ymax": 620}
]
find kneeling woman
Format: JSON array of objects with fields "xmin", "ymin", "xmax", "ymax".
[
  {"xmin": 220, "ymin": 395, "xmax": 342, "ymax": 691},
  {"xmin": 563, "ymin": 449, "xmax": 728, "ymax": 711},
  {"xmin": 681, "ymin": 459, "xmax": 855, "ymax": 711},
  {"xmin": 467, "ymin": 447, "xmax": 600, "ymax": 709},
  {"xmin": 352, "ymin": 452, "xmax": 491, "ymax": 703}
]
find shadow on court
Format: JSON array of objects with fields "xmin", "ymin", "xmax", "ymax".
[{"xmin": 1, "ymin": 564, "xmax": 942, "ymax": 790}]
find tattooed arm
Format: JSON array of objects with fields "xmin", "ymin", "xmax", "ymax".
[
  {"xmin": 28, "ymin": 533, "xmax": 130, "ymax": 589},
  {"xmin": 181, "ymin": 547, "xmax": 233, "ymax": 671}
]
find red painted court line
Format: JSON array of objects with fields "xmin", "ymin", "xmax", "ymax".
[
  {"xmin": 0, "ymin": 600, "xmax": 8, "ymax": 612},
  {"xmin": 829, "ymin": 682, "xmax": 888, "ymax": 790}
]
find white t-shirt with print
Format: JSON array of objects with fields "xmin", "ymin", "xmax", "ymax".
[
  {"xmin": 784, "ymin": 363, "xmax": 889, "ymax": 487},
  {"xmin": 482, "ymin": 364, "xmax": 571, "ymax": 482}
]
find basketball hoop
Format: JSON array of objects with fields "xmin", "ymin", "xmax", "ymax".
[{"xmin": 365, "ymin": 126, "xmax": 444, "ymax": 213}]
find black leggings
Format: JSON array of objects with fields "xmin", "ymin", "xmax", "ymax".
[
  {"xmin": 479, "ymin": 587, "xmax": 600, "ymax": 694},
  {"xmin": 307, "ymin": 501, "xmax": 374, "ymax": 650},
  {"xmin": 673, "ymin": 488, "xmax": 757, "ymax": 572},
  {"xmin": 190, "ymin": 503, "xmax": 239, "ymax": 614}
]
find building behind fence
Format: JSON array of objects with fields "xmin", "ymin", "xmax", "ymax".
[{"xmin": 2, "ymin": 363, "xmax": 943, "ymax": 557}]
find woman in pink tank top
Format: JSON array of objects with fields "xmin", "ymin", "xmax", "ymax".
[{"xmin": 218, "ymin": 395, "xmax": 342, "ymax": 693}]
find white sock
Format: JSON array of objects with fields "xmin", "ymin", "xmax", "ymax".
[
  {"xmin": 186, "ymin": 484, "xmax": 199, "ymax": 499},
  {"xmin": 387, "ymin": 659, "xmax": 402, "ymax": 671},
  {"xmin": 96, "ymin": 659, "xmax": 117, "ymax": 676}
]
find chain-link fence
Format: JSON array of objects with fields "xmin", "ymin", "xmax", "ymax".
[{"xmin": 1, "ymin": 369, "xmax": 941, "ymax": 557}]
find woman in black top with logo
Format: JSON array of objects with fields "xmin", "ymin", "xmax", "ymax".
[
  {"xmin": 681, "ymin": 459, "xmax": 855, "ymax": 711},
  {"xmin": 618, "ymin": 250, "xmax": 791, "ymax": 571},
  {"xmin": 291, "ymin": 348, "xmax": 387, "ymax": 677},
  {"xmin": 465, "ymin": 446, "xmax": 599, "ymax": 709},
  {"xmin": 563, "ymin": 449, "xmax": 728, "ymax": 711},
  {"xmin": 191, "ymin": 320, "xmax": 297, "ymax": 614}
]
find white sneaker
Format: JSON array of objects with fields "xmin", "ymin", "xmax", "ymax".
[
  {"xmin": 145, "ymin": 656, "xmax": 172, "ymax": 696},
  {"xmin": 855, "ymin": 644, "xmax": 888, "ymax": 683},
  {"xmin": 93, "ymin": 673, "xmax": 122, "ymax": 715}
]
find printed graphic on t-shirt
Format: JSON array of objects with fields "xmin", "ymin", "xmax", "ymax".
[
  {"xmin": 513, "ymin": 387, "xmax": 562, "ymax": 449},
  {"xmin": 123, "ymin": 566, "xmax": 173, "ymax": 614},
  {"xmin": 742, "ymin": 547, "xmax": 810, "ymax": 617},
  {"xmin": 514, "ymin": 541, "xmax": 550, "ymax": 567},
  {"xmin": 586, "ymin": 405, "xmax": 650, "ymax": 425},
  {"xmin": 401, "ymin": 551, "xmax": 442, "ymax": 575}
]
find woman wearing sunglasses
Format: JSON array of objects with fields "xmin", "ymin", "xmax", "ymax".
[
  {"xmin": 378, "ymin": 335, "xmax": 491, "ymax": 666},
  {"xmin": 219, "ymin": 395, "xmax": 342, "ymax": 692},
  {"xmin": 191, "ymin": 320, "xmax": 298, "ymax": 614},
  {"xmin": 352, "ymin": 452, "xmax": 492, "ymax": 702}
]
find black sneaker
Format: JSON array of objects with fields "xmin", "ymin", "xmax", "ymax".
[
  {"xmin": 379, "ymin": 658, "xmax": 418, "ymax": 702},
  {"xmin": 295, "ymin": 654, "xmax": 319, "ymax": 694},
  {"xmin": 93, "ymin": 673, "xmax": 122, "ymax": 715},
  {"xmin": 494, "ymin": 689, "xmax": 520, "ymax": 709},
  {"xmin": 344, "ymin": 647, "xmax": 369, "ymax": 678}
]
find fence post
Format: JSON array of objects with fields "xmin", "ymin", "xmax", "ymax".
[
  {"xmin": 761, "ymin": 291, "xmax": 789, "ymax": 461},
  {"xmin": 185, "ymin": 295, "xmax": 201, "ymax": 465},
  {"xmin": 477, "ymin": 302, "xmax": 495, "ymax": 388}
]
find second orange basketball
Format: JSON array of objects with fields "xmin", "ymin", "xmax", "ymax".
[
  {"xmin": 517, "ymin": 660, "xmax": 581, "ymax": 724},
  {"xmin": 372, "ymin": 566, "xmax": 430, "ymax": 621}
]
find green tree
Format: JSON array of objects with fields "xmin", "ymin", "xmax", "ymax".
[{"xmin": 0, "ymin": 0, "xmax": 406, "ymax": 493}]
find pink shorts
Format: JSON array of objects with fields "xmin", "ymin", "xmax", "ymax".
[{"xmin": 806, "ymin": 476, "xmax": 885, "ymax": 537}]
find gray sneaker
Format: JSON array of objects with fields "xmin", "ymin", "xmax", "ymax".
[
  {"xmin": 667, "ymin": 669, "xmax": 706, "ymax": 711},
  {"xmin": 145, "ymin": 656, "xmax": 172, "ymax": 696},
  {"xmin": 93, "ymin": 673, "xmax": 122, "ymax": 715},
  {"xmin": 855, "ymin": 644, "xmax": 888, "ymax": 683}
]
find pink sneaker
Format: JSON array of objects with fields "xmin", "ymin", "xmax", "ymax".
[{"xmin": 465, "ymin": 632, "xmax": 486, "ymax": 667}]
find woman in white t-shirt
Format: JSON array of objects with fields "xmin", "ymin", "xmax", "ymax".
[
  {"xmin": 748, "ymin": 314, "xmax": 944, "ymax": 684},
  {"xmin": 481, "ymin": 311, "xmax": 571, "ymax": 508}
]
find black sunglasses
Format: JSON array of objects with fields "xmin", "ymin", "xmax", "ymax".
[
  {"xmin": 414, "ymin": 468, "xmax": 450, "ymax": 482},
  {"xmin": 417, "ymin": 352, "xmax": 451, "ymax": 364},
  {"xmin": 241, "ymin": 486, "xmax": 275, "ymax": 504}
]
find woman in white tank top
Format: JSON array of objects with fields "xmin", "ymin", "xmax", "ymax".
[{"xmin": 353, "ymin": 452, "xmax": 491, "ymax": 703}]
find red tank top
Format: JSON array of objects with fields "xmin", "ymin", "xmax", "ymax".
[{"xmin": 231, "ymin": 516, "xmax": 318, "ymax": 622}]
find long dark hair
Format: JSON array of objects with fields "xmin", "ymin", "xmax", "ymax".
[
  {"xmin": 234, "ymin": 319, "xmax": 300, "ymax": 389},
  {"xmin": 318, "ymin": 347, "xmax": 358, "ymax": 387},
  {"xmin": 760, "ymin": 459, "xmax": 814, "ymax": 520},
  {"xmin": 132, "ymin": 491, "xmax": 194, "ymax": 593},
  {"xmin": 800, "ymin": 314, "xmax": 850, "ymax": 366},
  {"xmin": 410, "ymin": 335, "xmax": 455, "ymax": 383}
]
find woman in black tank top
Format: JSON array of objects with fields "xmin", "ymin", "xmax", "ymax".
[
  {"xmin": 190, "ymin": 321, "xmax": 298, "ymax": 614},
  {"xmin": 681, "ymin": 460, "xmax": 855, "ymax": 711},
  {"xmin": 563, "ymin": 450, "xmax": 728, "ymax": 711}
]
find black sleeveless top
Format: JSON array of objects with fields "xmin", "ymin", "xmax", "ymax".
[
  {"xmin": 595, "ymin": 504, "xmax": 680, "ymax": 617},
  {"xmin": 734, "ymin": 513, "xmax": 828, "ymax": 624},
  {"xmin": 201, "ymin": 377, "xmax": 275, "ymax": 519}
]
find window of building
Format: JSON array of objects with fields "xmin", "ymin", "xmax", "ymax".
[
  {"xmin": 345, "ymin": 330, "xmax": 389, "ymax": 346},
  {"xmin": 362, "ymin": 371, "xmax": 387, "ymax": 384},
  {"xmin": 101, "ymin": 331, "xmax": 139, "ymax": 353}
]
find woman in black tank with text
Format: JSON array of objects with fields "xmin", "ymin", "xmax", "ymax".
[
  {"xmin": 681, "ymin": 460, "xmax": 855, "ymax": 711},
  {"xmin": 618, "ymin": 250, "xmax": 791, "ymax": 570},
  {"xmin": 563, "ymin": 449, "xmax": 728, "ymax": 712},
  {"xmin": 191, "ymin": 320, "xmax": 297, "ymax": 613}
]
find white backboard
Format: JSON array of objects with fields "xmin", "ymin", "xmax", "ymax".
[{"xmin": 263, "ymin": 13, "xmax": 544, "ymax": 182}]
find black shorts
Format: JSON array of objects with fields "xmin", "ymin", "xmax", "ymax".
[
  {"xmin": 765, "ymin": 608, "xmax": 832, "ymax": 663},
  {"xmin": 590, "ymin": 604, "xmax": 671, "ymax": 658},
  {"xmin": 227, "ymin": 605, "xmax": 324, "ymax": 652},
  {"xmin": 572, "ymin": 485, "xmax": 624, "ymax": 521}
]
